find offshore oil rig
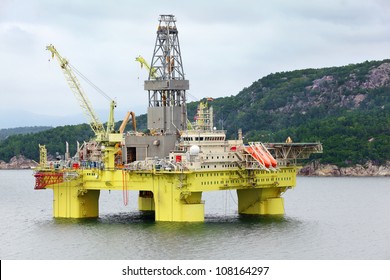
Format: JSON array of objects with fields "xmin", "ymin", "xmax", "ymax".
[{"xmin": 34, "ymin": 15, "xmax": 322, "ymax": 222}]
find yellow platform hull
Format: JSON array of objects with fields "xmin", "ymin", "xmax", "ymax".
[{"xmin": 39, "ymin": 166, "xmax": 297, "ymax": 222}]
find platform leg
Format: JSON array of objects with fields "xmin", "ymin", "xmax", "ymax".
[
  {"xmin": 138, "ymin": 191, "xmax": 155, "ymax": 211},
  {"xmin": 52, "ymin": 182, "xmax": 100, "ymax": 218},
  {"xmin": 237, "ymin": 188, "xmax": 285, "ymax": 215}
]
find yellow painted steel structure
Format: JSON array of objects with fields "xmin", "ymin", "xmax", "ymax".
[
  {"xmin": 36, "ymin": 159, "xmax": 297, "ymax": 222},
  {"xmin": 36, "ymin": 15, "xmax": 321, "ymax": 222}
]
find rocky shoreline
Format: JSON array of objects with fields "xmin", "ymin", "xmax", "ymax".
[
  {"xmin": 1, "ymin": 155, "xmax": 389, "ymax": 176},
  {"xmin": 0, "ymin": 155, "xmax": 38, "ymax": 170},
  {"xmin": 299, "ymin": 161, "xmax": 390, "ymax": 176}
]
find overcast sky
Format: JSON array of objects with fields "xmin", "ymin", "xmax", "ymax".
[{"xmin": 1, "ymin": 0, "xmax": 390, "ymax": 128}]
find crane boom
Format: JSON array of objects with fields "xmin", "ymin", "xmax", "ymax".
[
  {"xmin": 46, "ymin": 44, "xmax": 106, "ymax": 137},
  {"xmin": 135, "ymin": 55, "xmax": 158, "ymax": 79}
]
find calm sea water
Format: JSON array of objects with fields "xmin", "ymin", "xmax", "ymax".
[{"xmin": 0, "ymin": 170, "xmax": 389, "ymax": 260}]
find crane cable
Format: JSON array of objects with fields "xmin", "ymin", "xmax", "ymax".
[
  {"xmin": 68, "ymin": 62, "xmax": 113, "ymax": 103},
  {"xmin": 186, "ymin": 92, "xmax": 199, "ymax": 102}
]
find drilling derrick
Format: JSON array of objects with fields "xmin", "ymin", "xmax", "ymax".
[{"xmin": 145, "ymin": 14, "xmax": 189, "ymax": 133}]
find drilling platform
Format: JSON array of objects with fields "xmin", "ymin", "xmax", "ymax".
[{"xmin": 34, "ymin": 15, "xmax": 322, "ymax": 222}]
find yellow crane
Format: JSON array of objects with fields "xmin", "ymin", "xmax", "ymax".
[
  {"xmin": 46, "ymin": 44, "xmax": 120, "ymax": 144},
  {"xmin": 135, "ymin": 55, "xmax": 158, "ymax": 79}
]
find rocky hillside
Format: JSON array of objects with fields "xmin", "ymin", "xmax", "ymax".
[
  {"xmin": 188, "ymin": 59, "xmax": 390, "ymax": 167},
  {"xmin": 299, "ymin": 161, "xmax": 390, "ymax": 176},
  {"xmin": 194, "ymin": 60, "xmax": 390, "ymax": 132},
  {"xmin": 0, "ymin": 155, "xmax": 38, "ymax": 169}
]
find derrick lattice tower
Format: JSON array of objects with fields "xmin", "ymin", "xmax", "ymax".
[{"xmin": 145, "ymin": 14, "xmax": 189, "ymax": 134}]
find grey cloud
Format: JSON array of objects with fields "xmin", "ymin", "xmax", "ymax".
[{"xmin": 1, "ymin": 0, "xmax": 390, "ymax": 128}]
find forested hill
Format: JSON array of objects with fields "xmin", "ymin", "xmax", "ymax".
[
  {"xmin": 1, "ymin": 60, "xmax": 389, "ymax": 166},
  {"xmin": 0, "ymin": 126, "xmax": 52, "ymax": 141},
  {"xmin": 188, "ymin": 59, "xmax": 390, "ymax": 166}
]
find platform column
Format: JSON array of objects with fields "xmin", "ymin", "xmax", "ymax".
[
  {"xmin": 138, "ymin": 191, "xmax": 155, "ymax": 211},
  {"xmin": 237, "ymin": 188, "xmax": 285, "ymax": 215},
  {"xmin": 52, "ymin": 181, "xmax": 100, "ymax": 218},
  {"xmin": 153, "ymin": 176, "xmax": 204, "ymax": 222}
]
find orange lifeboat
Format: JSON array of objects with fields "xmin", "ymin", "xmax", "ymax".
[
  {"xmin": 245, "ymin": 146, "xmax": 271, "ymax": 168},
  {"xmin": 256, "ymin": 145, "xmax": 277, "ymax": 168},
  {"xmin": 254, "ymin": 146, "xmax": 272, "ymax": 168}
]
